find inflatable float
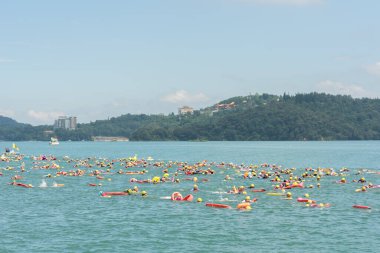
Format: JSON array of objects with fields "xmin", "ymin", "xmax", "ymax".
[
  {"xmin": 352, "ymin": 205, "xmax": 371, "ymax": 209},
  {"xmin": 283, "ymin": 183, "xmax": 304, "ymax": 189},
  {"xmin": 266, "ymin": 192, "xmax": 284, "ymax": 196},
  {"xmin": 297, "ymin": 198, "xmax": 316, "ymax": 203},
  {"xmin": 205, "ymin": 203, "xmax": 231, "ymax": 209},
  {"xmin": 10, "ymin": 182, "xmax": 33, "ymax": 188},
  {"xmin": 252, "ymin": 189, "xmax": 266, "ymax": 192},
  {"xmin": 101, "ymin": 191, "xmax": 128, "ymax": 196}
]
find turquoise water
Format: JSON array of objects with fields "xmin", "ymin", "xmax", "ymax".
[{"xmin": 1, "ymin": 141, "xmax": 379, "ymax": 253}]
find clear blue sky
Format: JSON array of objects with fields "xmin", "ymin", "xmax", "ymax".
[{"xmin": 1, "ymin": 0, "xmax": 380, "ymax": 125}]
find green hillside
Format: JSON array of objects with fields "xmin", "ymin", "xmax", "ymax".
[{"xmin": 2, "ymin": 93, "xmax": 380, "ymax": 141}]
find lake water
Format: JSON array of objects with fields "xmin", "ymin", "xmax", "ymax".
[{"xmin": 1, "ymin": 141, "xmax": 379, "ymax": 253}]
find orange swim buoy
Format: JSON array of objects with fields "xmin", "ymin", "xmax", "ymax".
[{"xmin": 236, "ymin": 202, "xmax": 251, "ymax": 209}]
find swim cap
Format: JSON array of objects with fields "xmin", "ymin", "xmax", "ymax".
[
  {"xmin": 305, "ymin": 193, "xmax": 310, "ymax": 198},
  {"xmin": 197, "ymin": 198, "xmax": 203, "ymax": 202},
  {"xmin": 245, "ymin": 196, "xmax": 251, "ymax": 201},
  {"xmin": 286, "ymin": 192, "xmax": 292, "ymax": 197},
  {"xmin": 249, "ymin": 184, "xmax": 255, "ymax": 188}
]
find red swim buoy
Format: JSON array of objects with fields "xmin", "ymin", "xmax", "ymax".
[
  {"xmin": 297, "ymin": 198, "xmax": 316, "ymax": 203},
  {"xmin": 10, "ymin": 182, "xmax": 32, "ymax": 188},
  {"xmin": 182, "ymin": 194, "xmax": 194, "ymax": 202},
  {"xmin": 205, "ymin": 203, "xmax": 231, "ymax": 209},
  {"xmin": 103, "ymin": 192, "xmax": 128, "ymax": 196},
  {"xmin": 252, "ymin": 189, "xmax": 266, "ymax": 192},
  {"xmin": 353, "ymin": 205, "xmax": 371, "ymax": 209}
]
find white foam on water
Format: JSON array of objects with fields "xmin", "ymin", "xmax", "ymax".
[{"xmin": 39, "ymin": 179, "xmax": 48, "ymax": 188}]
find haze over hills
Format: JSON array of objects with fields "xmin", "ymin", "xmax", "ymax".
[{"xmin": 1, "ymin": 92, "xmax": 380, "ymax": 141}]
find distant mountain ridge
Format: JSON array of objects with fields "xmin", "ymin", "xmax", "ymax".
[
  {"xmin": 1, "ymin": 92, "xmax": 380, "ymax": 141},
  {"xmin": 54, "ymin": 92, "xmax": 380, "ymax": 141}
]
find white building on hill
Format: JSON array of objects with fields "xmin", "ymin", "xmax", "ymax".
[
  {"xmin": 178, "ymin": 106, "xmax": 194, "ymax": 115},
  {"xmin": 54, "ymin": 116, "xmax": 77, "ymax": 130}
]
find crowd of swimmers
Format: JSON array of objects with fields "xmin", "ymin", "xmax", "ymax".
[{"xmin": 1, "ymin": 151, "xmax": 379, "ymax": 211}]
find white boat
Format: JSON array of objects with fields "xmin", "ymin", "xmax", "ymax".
[{"xmin": 50, "ymin": 137, "xmax": 59, "ymax": 145}]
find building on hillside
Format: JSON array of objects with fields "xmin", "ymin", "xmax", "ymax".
[
  {"xmin": 178, "ymin": 106, "xmax": 194, "ymax": 115},
  {"xmin": 215, "ymin": 102, "xmax": 236, "ymax": 110},
  {"xmin": 92, "ymin": 136, "xmax": 129, "ymax": 142},
  {"xmin": 54, "ymin": 116, "xmax": 77, "ymax": 130}
]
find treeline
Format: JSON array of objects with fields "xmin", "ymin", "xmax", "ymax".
[
  {"xmin": 0, "ymin": 116, "xmax": 50, "ymax": 141},
  {"xmin": 2, "ymin": 92, "xmax": 380, "ymax": 141}
]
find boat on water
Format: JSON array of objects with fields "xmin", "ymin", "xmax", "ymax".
[{"xmin": 50, "ymin": 137, "xmax": 59, "ymax": 145}]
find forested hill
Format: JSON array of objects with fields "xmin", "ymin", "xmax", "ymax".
[
  {"xmin": 2, "ymin": 93, "xmax": 380, "ymax": 141},
  {"xmin": 0, "ymin": 116, "xmax": 19, "ymax": 126},
  {"xmin": 0, "ymin": 116, "xmax": 49, "ymax": 141},
  {"xmin": 56, "ymin": 93, "xmax": 380, "ymax": 141}
]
